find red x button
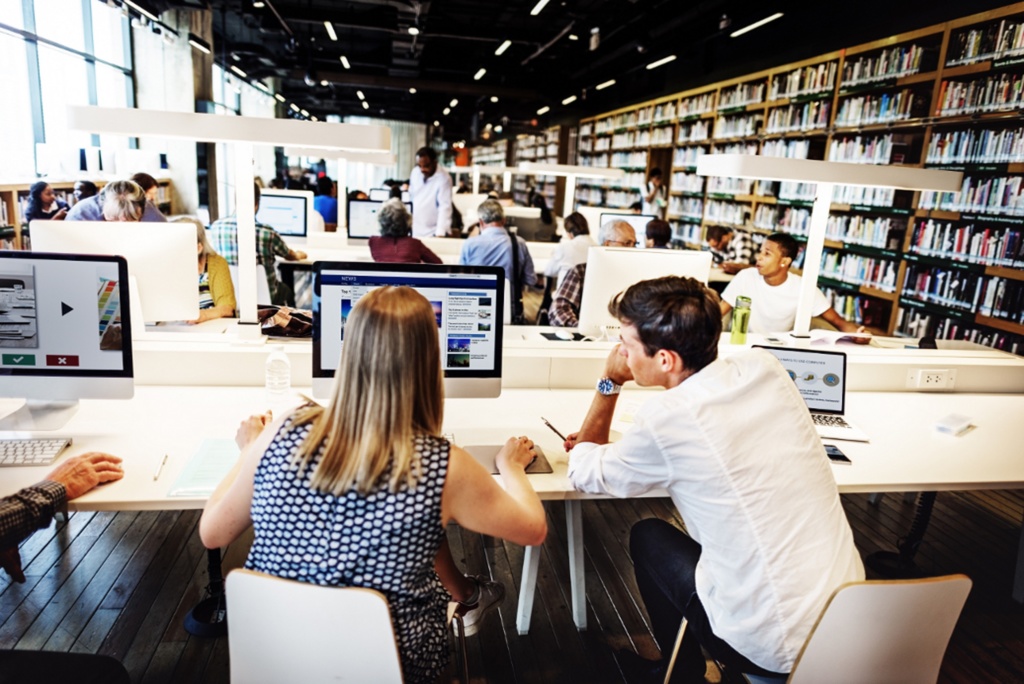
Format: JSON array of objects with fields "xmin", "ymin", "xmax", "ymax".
[{"xmin": 45, "ymin": 355, "xmax": 80, "ymax": 367}]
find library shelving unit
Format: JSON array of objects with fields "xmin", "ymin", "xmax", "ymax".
[
  {"xmin": 468, "ymin": 141, "xmax": 510, "ymax": 191},
  {"xmin": 573, "ymin": 2, "xmax": 1024, "ymax": 354},
  {"xmin": 0, "ymin": 178, "xmax": 175, "ymax": 250},
  {"xmin": 511, "ymin": 126, "xmax": 564, "ymax": 210}
]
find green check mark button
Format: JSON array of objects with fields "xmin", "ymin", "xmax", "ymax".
[{"xmin": 2, "ymin": 354, "xmax": 35, "ymax": 366}]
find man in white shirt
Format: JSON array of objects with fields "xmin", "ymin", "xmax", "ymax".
[
  {"xmin": 409, "ymin": 146, "xmax": 453, "ymax": 238},
  {"xmin": 564, "ymin": 276, "xmax": 864, "ymax": 681},
  {"xmin": 720, "ymin": 232, "xmax": 865, "ymax": 334}
]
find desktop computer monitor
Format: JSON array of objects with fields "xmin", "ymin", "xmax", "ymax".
[
  {"xmin": 368, "ymin": 188, "xmax": 411, "ymax": 202},
  {"xmin": 599, "ymin": 212, "xmax": 658, "ymax": 248},
  {"xmin": 30, "ymin": 220, "xmax": 197, "ymax": 323},
  {"xmin": 577, "ymin": 247, "xmax": 713, "ymax": 336},
  {"xmin": 0, "ymin": 251, "xmax": 133, "ymax": 430},
  {"xmin": 257, "ymin": 189, "xmax": 315, "ymax": 238},
  {"xmin": 312, "ymin": 262, "xmax": 504, "ymax": 399},
  {"xmin": 346, "ymin": 199, "xmax": 415, "ymax": 240}
]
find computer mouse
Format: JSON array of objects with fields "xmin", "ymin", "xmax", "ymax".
[{"xmin": 554, "ymin": 330, "xmax": 574, "ymax": 341}]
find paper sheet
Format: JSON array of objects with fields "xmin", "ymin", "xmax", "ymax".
[{"xmin": 167, "ymin": 438, "xmax": 240, "ymax": 497}]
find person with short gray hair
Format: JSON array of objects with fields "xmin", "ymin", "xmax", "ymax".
[
  {"xmin": 101, "ymin": 180, "xmax": 147, "ymax": 222},
  {"xmin": 65, "ymin": 176, "xmax": 168, "ymax": 222},
  {"xmin": 459, "ymin": 199, "xmax": 536, "ymax": 321},
  {"xmin": 369, "ymin": 199, "xmax": 443, "ymax": 264},
  {"xmin": 549, "ymin": 220, "xmax": 636, "ymax": 327}
]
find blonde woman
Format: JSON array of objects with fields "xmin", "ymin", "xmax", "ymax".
[
  {"xmin": 101, "ymin": 180, "xmax": 147, "ymax": 222},
  {"xmin": 200, "ymin": 286, "xmax": 546, "ymax": 683},
  {"xmin": 173, "ymin": 217, "xmax": 236, "ymax": 323}
]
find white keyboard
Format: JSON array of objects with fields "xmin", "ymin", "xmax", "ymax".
[{"xmin": 0, "ymin": 438, "xmax": 72, "ymax": 467}]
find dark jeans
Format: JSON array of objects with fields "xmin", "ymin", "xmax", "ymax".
[
  {"xmin": 0, "ymin": 650, "xmax": 130, "ymax": 684},
  {"xmin": 629, "ymin": 518, "xmax": 787, "ymax": 683}
]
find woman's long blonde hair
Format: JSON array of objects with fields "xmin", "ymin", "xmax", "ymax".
[{"xmin": 292, "ymin": 286, "xmax": 444, "ymax": 495}]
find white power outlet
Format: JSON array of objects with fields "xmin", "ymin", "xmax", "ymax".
[{"xmin": 906, "ymin": 368, "xmax": 957, "ymax": 390}]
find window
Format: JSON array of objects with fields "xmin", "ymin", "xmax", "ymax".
[
  {"xmin": 91, "ymin": 1, "xmax": 128, "ymax": 68},
  {"xmin": 0, "ymin": 33, "xmax": 35, "ymax": 178},
  {"xmin": 34, "ymin": 0, "xmax": 85, "ymax": 52},
  {"xmin": 37, "ymin": 42, "xmax": 92, "ymax": 149}
]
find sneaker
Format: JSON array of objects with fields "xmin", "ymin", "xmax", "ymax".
[{"xmin": 455, "ymin": 575, "xmax": 505, "ymax": 637}]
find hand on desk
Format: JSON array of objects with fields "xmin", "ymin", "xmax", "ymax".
[
  {"xmin": 236, "ymin": 412, "xmax": 273, "ymax": 450},
  {"xmin": 46, "ymin": 452, "xmax": 124, "ymax": 500},
  {"xmin": 495, "ymin": 436, "xmax": 536, "ymax": 473}
]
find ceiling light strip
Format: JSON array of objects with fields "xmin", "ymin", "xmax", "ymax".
[
  {"xmin": 730, "ymin": 12, "xmax": 784, "ymax": 38},
  {"xmin": 324, "ymin": 21, "xmax": 337, "ymax": 41},
  {"xmin": 645, "ymin": 54, "xmax": 676, "ymax": 70},
  {"xmin": 596, "ymin": 79, "xmax": 616, "ymax": 90},
  {"xmin": 495, "ymin": 39, "xmax": 511, "ymax": 56},
  {"xmin": 530, "ymin": 0, "xmax": 550, "ymax": 17}
]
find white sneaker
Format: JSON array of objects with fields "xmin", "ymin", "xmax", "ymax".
[{"xmin": 456, "ymin": 576, "xmax": 505, "ymax": 637}]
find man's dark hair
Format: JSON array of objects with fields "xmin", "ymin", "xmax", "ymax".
[
  {"xmin": 649, "ymin": 167, "xmax": 663, "ymax": 179},
  {"xmin": 645, "ymin": 219, "xmax": 671, "ymax": 247},
  {"xmin": 415, "ymin": 146, "xmax": 438, "ymax": 162},
  {"xmin": 253, "ymin": 182, "xmax": 261, "ymax": 205},
  {"xmin": 563, "ymin": 212, "xmax": 589, "ymax": 237},
  {"xmin": 315, "ymin": 176, "xmax": 334, "ymax": 196},
  {"xmin": 608, "ymin": 276, "xmax": 721, "ymax": 372},
  {"xmin": 704, "ymin": 225, "xmax": 733, "ymax": 243},
  {"xmin": 130, "ymin": 172, "xmax": 158, "ymax": 193},
  {"xmin": 767, "ymin": 232, "xmax": 799, "ymax": 261}
]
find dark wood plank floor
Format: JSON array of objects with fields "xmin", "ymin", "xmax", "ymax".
[{"xmin": 2, "ymin": 489, "xmax": 1022, "ymax": 682}]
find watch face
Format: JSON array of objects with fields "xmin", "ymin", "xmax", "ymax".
[{"xmin": 597, "ymin": 377, "xmax": 618, "ymax": 395}]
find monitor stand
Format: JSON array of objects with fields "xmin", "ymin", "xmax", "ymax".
[{"xmin": 0, "ymin": 399, "xmax": 80, "ymax": 431}]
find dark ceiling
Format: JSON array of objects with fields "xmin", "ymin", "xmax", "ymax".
[{"xmin": 152, "ymin": 0, "xmax": 1013, "ymax": 145}]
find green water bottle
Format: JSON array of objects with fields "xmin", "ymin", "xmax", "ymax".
[{"xmin": 730, "ymin": 296, "xmax": 751, "ymax": 345}]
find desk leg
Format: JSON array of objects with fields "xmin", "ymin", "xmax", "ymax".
[
  {"xmin": 516, "ymin": 545, "xmax": 542, "ymax": 635},
  {"xmin": 1015, "ymin": 516, "xmax": 1024, "ymax": 603},
  {"xmin": 567, "ymin": 500, "xmax": 587, "ymax": 630}
]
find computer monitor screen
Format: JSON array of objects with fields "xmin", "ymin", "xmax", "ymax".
[
  {"xmin": 368, "ymin": 188, "xmax": 412, "ymax": 202},
  {"xmin": 0, "ymin": 252, "xmax": 133, "ymax": 429},
  {"xmin": 599, "ymin": 212, "xmax": 658, "ymax": 248},
  {"xmin": 256, "ymin": 189, "xmax": 314, "ymax": 237},
  {"xmin": 346, "ymin": 199, "xmax": 415, "ymax": 240},
  {"xmin": 577, "ymin": 247, "xmax": 713, "ymax": 336},
  {"xmin": 30, "ymin": 220, "xmax": 197, "ymax": 323},
  {"xmin": 313, "ymin": 262, "xmax": 504, "ymax": 399}
]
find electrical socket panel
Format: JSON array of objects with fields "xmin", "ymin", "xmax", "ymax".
[{"xmin": 906, "ymin": 368, "xmax": 957, "ymax": 390}]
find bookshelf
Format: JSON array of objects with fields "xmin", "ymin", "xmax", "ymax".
[
  {"xmin": 0, "ymin": 178, "xmax": 175, "ymax": 250},
  {"xmin": 573, "ymin": 2, "xmax": 1024, "ymax": 354},
  {"xmin": 511, "ymin": 126, "xmax": 564, "ymax": 210},
  {"xmin": 468, "ymin": 140, "xmax": 510, "ymax": 192}
]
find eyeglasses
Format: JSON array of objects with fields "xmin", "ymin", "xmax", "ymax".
[{"xmin": 607, "ymin": 239, "xmax": 634, "ymax": 247}]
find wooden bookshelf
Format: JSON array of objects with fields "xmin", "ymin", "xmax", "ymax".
[
  {"xmin": 573, "ymin": 2, "xmax": 1024, "ymax": 354},
  {"xmin": 511, "ymin": 126, "xmax": 564, "ymax": 210}
]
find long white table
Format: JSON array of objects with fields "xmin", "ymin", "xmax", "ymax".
[{"xmin": 3, "ymin": 385, "xmax": 1023, "ymax": 633}]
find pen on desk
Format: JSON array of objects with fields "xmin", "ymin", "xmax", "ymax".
[
  {"xmin": 541, "ymin": 417, "xmax": 567, "ymax": 442},
  {"xmin": 153, "ymin": 454, "xmax": 169, "ymax": 481}
]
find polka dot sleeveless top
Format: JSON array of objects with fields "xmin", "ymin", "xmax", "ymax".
[{"xmin": 245, "ymin": 419, "xmax": 451, "ymax": 683}]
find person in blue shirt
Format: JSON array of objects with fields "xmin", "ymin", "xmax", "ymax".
[
  {"xmin": 313, "ymin": 175, "xmax": 338, "ymax": 228},
  {"xmin": 459, "ymin": 199, "xmax": 536, "ymax": 321}
]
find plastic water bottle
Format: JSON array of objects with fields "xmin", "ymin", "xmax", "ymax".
[
  {"xmin": 730, "ymin": 296, "xmax": 751, "ymax": 345},
  {"xmin": 265, "ymin": 345, "xmax": 291, "ymax": 401}
]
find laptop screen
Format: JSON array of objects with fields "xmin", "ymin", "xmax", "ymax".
[{"xmin": 755, "ymin": 346, "xmax": 847, "ymax": 415}]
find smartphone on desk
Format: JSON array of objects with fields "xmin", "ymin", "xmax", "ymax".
[{"xmin": 824, "ymin": 443, "xmax": 851, "ymax": 464}]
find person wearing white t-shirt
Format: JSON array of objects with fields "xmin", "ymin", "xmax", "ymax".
[
  {"xmin": 409, "ymin": 146, "xmax": 453, "ymax": 238},
  {"xmin": 720, "ymin": 232, "xmax": 866, "ymax": 335}
]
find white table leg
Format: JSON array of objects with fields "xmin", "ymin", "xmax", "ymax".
[
  {"xmin": 567, "ymin": 499, "xmax": 587, "ymax": 630},
  {"xmin": 516, "ymin": 544, "xmax": 542, "ymax": 635},
  {"xmin": 1015, "ymin": 514, "xmax": 1024, "ymax": 603}
]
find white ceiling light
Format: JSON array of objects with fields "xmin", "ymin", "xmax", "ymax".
[
  {"xmin": 596, "ymin": 79, "xmax": 616, "ymax": 90},
  {"xmin": 730, "ymin": 12, "xmax": 784, "ymax": 38},
  {"xmin": 252, "ymin": 1, "xmax": 265, "ymax": 8},
  {"xmin": 495, "ymin": 39, "xmax": 512, "ymax": 56},
  {"xmin": 433, "ymin": 120, "xmax": 440, "ymax": 127},
  {"xmin": 324, "ymin": 21, "xmax": 337, "ymax": 41},
  {"xmin": 289, "ymin": 103, "xmax": 300, "ymax": 112},
  {"xmin": 274, "ymin": 93, "xmax": 285, "ymax": 102},
  {"xmin": 319, "ymin": 79, "xmax": 328, "ymax": 86},
  {"xmin": 362, "ymin": 101, "xmax": 369, "ymax": 109},
  {"xmin": 255, "ymin": 81, "xmax": 270, "ymax": 93},
  {"xmin": 311, "ymin": 115, "xmax": 318, "ymax": 121},
  {"xmin": 356, "ymin": 90, "xmax": 365, "ymax": 100},
  {"xmin": 449, "ymin": 98, "xmax": 458, "ymax": 108},
  {"xmin": 490, "ymin": 96, "xmax": 499, "ymax": 103},
  {"xmin": 300, "ymin": 109, "xmax": 309, "ymax": 117},
  {"xmin": 408, "ymin": 24, "xmax": 420, "ymax": 36},
  {"xmin": 562, "ymin": 95, "xmax": 577, "ymax": 105},
  {"xmin": 568, "ymin": 34, "xmax": 578, "ymax": 41},
  {"xmin": 645, "ymin": 54, "xmax": 676, "ymax": 70},
  {"xmin": 339, "ymin": 55, "xmax": 351, "ymax": 69},
  {"xmin": 443, "ymin": 107, "xmax": 451, "ymax": 115},
  {"xmin": 537, "ymin": 105, "xmax": 550, "ymax": 115},
  {"xmin": 188, "ymin": 35, "xmax": 211, "ymax": 55},
  {"xmin": 230, "ymin": 65, "xmax": 247, "ymax": 78},
  {"xmin": 495, "ymin": 124, "xmax": 503, "ymax": 133},
  {"xmin": 409, "ymin": 87, "xmax": 417, "ymax": 94},
  {"xmin": 530, "ymin": 0, "xmax": 550, "ymax": 16},
  {"xmin": 474, "ymin": 68, "xmax": 486, "ymax": 80}
]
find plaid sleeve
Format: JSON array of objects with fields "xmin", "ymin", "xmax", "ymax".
[
  {"xmin": 550, "ymin": 264, "xmax": 585, "ymax": 328},
  {"xmin": 0, "ymin": 481, "xmax": 66, "ymax": 548},
  {"xmin": 730, "ymin": 230, "xmax": 757, "ymax": 265},
  {"xmin": 260, "ymin": 225, "xmax": 292, "ymax": 260}
]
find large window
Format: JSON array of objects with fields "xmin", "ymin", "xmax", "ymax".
[{"xmin": 0, "ymin": 33, "xmax": 35, "ymax": 179}]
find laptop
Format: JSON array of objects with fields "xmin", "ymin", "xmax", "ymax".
[{"xmin": 755, "ymin": 346, "xmax": 870, "ymax": 442}]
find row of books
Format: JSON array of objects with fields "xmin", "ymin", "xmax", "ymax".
[
  {"xmin": 670, "ymin": 221, "xmax": 703, "ymax": 245},
  {"xmin": 594, "ymin": 112, "xmax": 639, "ymax": 133},
  {"xmin": 713, "ymin": 113, "xmax": 762, "ymax": 139},
  {"xmin": 668, "ymin": 196, "xmax": 703, "ymax": 220},
  {"xmin": 826, "ymin": 214, "xmax": 900, "ymax": 249},
  {"xmin": 827, "ymin": 134, "xmax": 898, "ymax": 165},
  {"xmin": 909, "ymin": 218, "xmax": 1024, "ymax": 268},
  {"xmin": 919, "ymin": 175, "xmax": 1024, "ymax": 216},
  {"xmin": 577, "ymin": 171, "xmax": 647, "ymax": 189},
  {"xmin": 611, "ymin": 151, "xmax": 647, "ymax": 168},
  {"xmin": 769, "ymin": 62, "xmax": 838, "ymax": 100},
  {"xmin": 754, "ymin": 205, "xmax": 811, "ymax": 236},
  {"xmin": 946, "ymin": 17, "xmax": 1024, "ymax": 66},
  {"xmin": 821, "ymin": 288, "xmax": 889, "ymax": 327},
  {"xmin": 704, "ymin": 199, "xmax": 749, "ymax": 227},
  {"xmin": 672, "ymin": 147, "xmax": 706, "ymax": 168},
  {"xmin": 820, "ymin": 249, "xmax": 899, "ymax": 292},
  {"xmin": 647, "ymin": 126, "xmax": 674, "ymax": 146},
  {"xmin": 936, "ymin": 73, "xmax": 1024, "ymax": 116},
  {"xmin": 762, "ymin": 139, "xmax": 811, "ymax": 159},
  {"xmin": 679, "ymin": 93, "xmax": 716, "ymax": 118},
  {"xmin": 707, "ymin": 177, "xmax": 754, "ymax": 195},
  {"xmin": 677, "ymin": 121, "xmax": 711, "ymax": 143},
  {"xmin": 841, "ymin": 43, "xmax": 931, "ymax": 87},
  {"xmin": 671, "ymin": 172, "xmax": 705, "ymax": 194},
  {"xmin": 778, "ymin": 181, "xmax": 817, "ymax": 202},
  {"xmin": 832, "ymin": 185, "xmax": 897, "ymax": 207},
  {"xmin": 711, "ymin": 141, "xmax": 759, "ymax": 156},
  {"xmin": 903, "ymin": 265, "xmax": 1024, "ymax": 321},
  {"xmin": 576, "ymin": 187, "xmax": 637, "ymax": 208},
  {"xmin": 718, "ymin": 82, "xmax": 766, "ymax": 110},
  {"xmin": 925, "ymin": 126, "xmax": 1024, "ymax": 165},
  {"xmin": 0, "ymin": 200, "xmax": 8, "ymax": 227},
  {"xmin": 764, "ymin": 101, "xmax": 831, "ymax": 133},
  {"xmin": 895, "ymin": 308, "xmax": 1022, "ymax": 354},
  {"xmin": 834, "ymin": 89, "xmax": 919, "ymax": 127}
]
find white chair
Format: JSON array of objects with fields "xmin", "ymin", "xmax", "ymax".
[
  {"xmin": 665, "ymin": 574, "xmax": 972, "ymax": 684},
  {"xmin": 226, "ymin": 569, "xmax": 403, "ymax": 684}
]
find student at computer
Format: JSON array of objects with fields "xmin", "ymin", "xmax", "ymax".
[
  {"xmin": 313, "ymin": 175, "xmax": 338, "ymax": 229},
  {"xmin": 101, "ymin": 180, "xmax": 149, "ymax": 222},
  {"xmin": 705, "ymin": 225, "xmax": 756, "ymax": 274},
  {"xmin": 368, "ymin": 199, "xmax": 442, "ymax": 265},
  {"xmin": 549, "ymin": 220, "xmax": 636, "ymax": 327},
  {"xmin": 544, "ymin": 212, "xmax": 595, "ymax": 288},
  {"xmin": 645, "ymin": 219, "xmax": 672, "ymax": 249},
  {"xmin": 199, "ymin": 286, "xmax": 547, "ymax": 683},
  {"xmin": 130, "ymin": 173, "xmax": 165, "ymax": 217},
  {"xmin": 720, "ymin": 232, "xmax": 867, "ymax": 335},
  {"xmin": 459, "ymin": 199, "xmax": 536, "ymax": 321},
  {"xmin": 24, "ymin": 182, "xmax": 68, "ymax": 222},
  {"xmin": 66, "ymin": 177, "xmax": 167, "ymax": 222},
  {"xmin": 172, "ymin": 217, "xmax": 236, "ymax": 323},
  {"xmin": 208, "ymin": 183, "xmax": 307, "ymax": 306},
  {"xmin": 563, "ymin": 276, "xmax": 864, "ymax": 682}
]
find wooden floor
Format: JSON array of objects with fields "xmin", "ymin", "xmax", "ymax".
[{"xmin": 2, "ymin": 489, "xmax": 1023, "ymax": 683}]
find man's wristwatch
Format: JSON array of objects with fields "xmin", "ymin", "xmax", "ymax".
[{"xmin": 596, "ymin": 377, "xmax": 622, "ymax": 396}]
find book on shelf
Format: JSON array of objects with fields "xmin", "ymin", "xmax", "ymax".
[
  {"xmin": 820, "ymin": 249, "xmax": 899, "ymax": 292},
  {"xmin": 926, "ymin": 126, "xmax": 1024, "ymax": 165},
  {"xmin": 920, "ymin": 175, "xmax": 1024, "ymax": 216},
  {"xmin": 896, "ymin": 307, "xmax": 1022, "ymax": 354},
  {"xmin": 936, "ymin": 72, "xmax": 1024, "ymax": 116},
  {"xmin": 910, "ymin": 218, "xmax": 1024, "ymax": 268},
  {"xmin": 946, "ymin": 17, "xmax": 1024, "ymax": 66},
  {"xmin": 821, "ymin": 287, "xmax": 889, "ymax": 327},
  {"xmin": 762, "ymin": 139, "xmax": 811, "ymax": 159},
  {"xmin": 841, "ymin": 42, "xmax": 933, "ymax": 87},
  {"xmin": 769, "ymin": 62, "xmax": 838, "ymax": 100},
  {"xmin": 765, "ymin": 101, "xmax": 830, "ymax": 133}
]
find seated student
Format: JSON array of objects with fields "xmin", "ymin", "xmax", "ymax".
[
  {"xmin": 73, "ymin": 180, "xmax": 99, "ymax": 203},
  {"xmin": 208, "ymin": 183, "xmax": 307, "ymax": 307},
  {"xmin": 549, "ymin": 220, "xmax": 636, "ymax": 327},
  {"xmin": 563, "ymin": 276, "xmax": 864, "ymax": 682},
  {"xmin": 459, "ymin": 199, "xmax": 536, "ymax": 315},
  {"xmin": 347, "ymin": 189, "xmax": 369, "ymax": 202},
  {"xmin": 369, "ymin": 199, "xmax": 443, "ymax": 264},
  {"xmin": 545, "ymin": 212, "xmax": 595, "ymax": 288},
  {"xmin": 172, "ymin": 217, "xmax": 236, "ymax": 323},
  {"xmin": 645, "ymin": 219, "xmax": 672, "ymax": 249},
  {"xmin": 313, "ymin": 175, "xmax": 338, "ymax": 228},
  {"xmin": 130, "ymin": 173, "xmax": 165, "ymax": 216},
  {"xmin": 200, "ymin": 286, "xmax": 547, "ymax": 683},
  {"xmin": 66, "ymin": 176, "xmax": 167, "ymax": 222},
  {"xmin": 24, "ymin": 182, "xmax": 69, "ymax": 222},
  {"xmin": 101, "ymin": 180, "xmax": 148, "ymax": 222},
  {"xmin": 705, "ymin": 225, "xmax": 756, "ymax": 274},
  {"xmin": 720, "ymin": 232, "xmax": 866, "ymax": 335}
]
